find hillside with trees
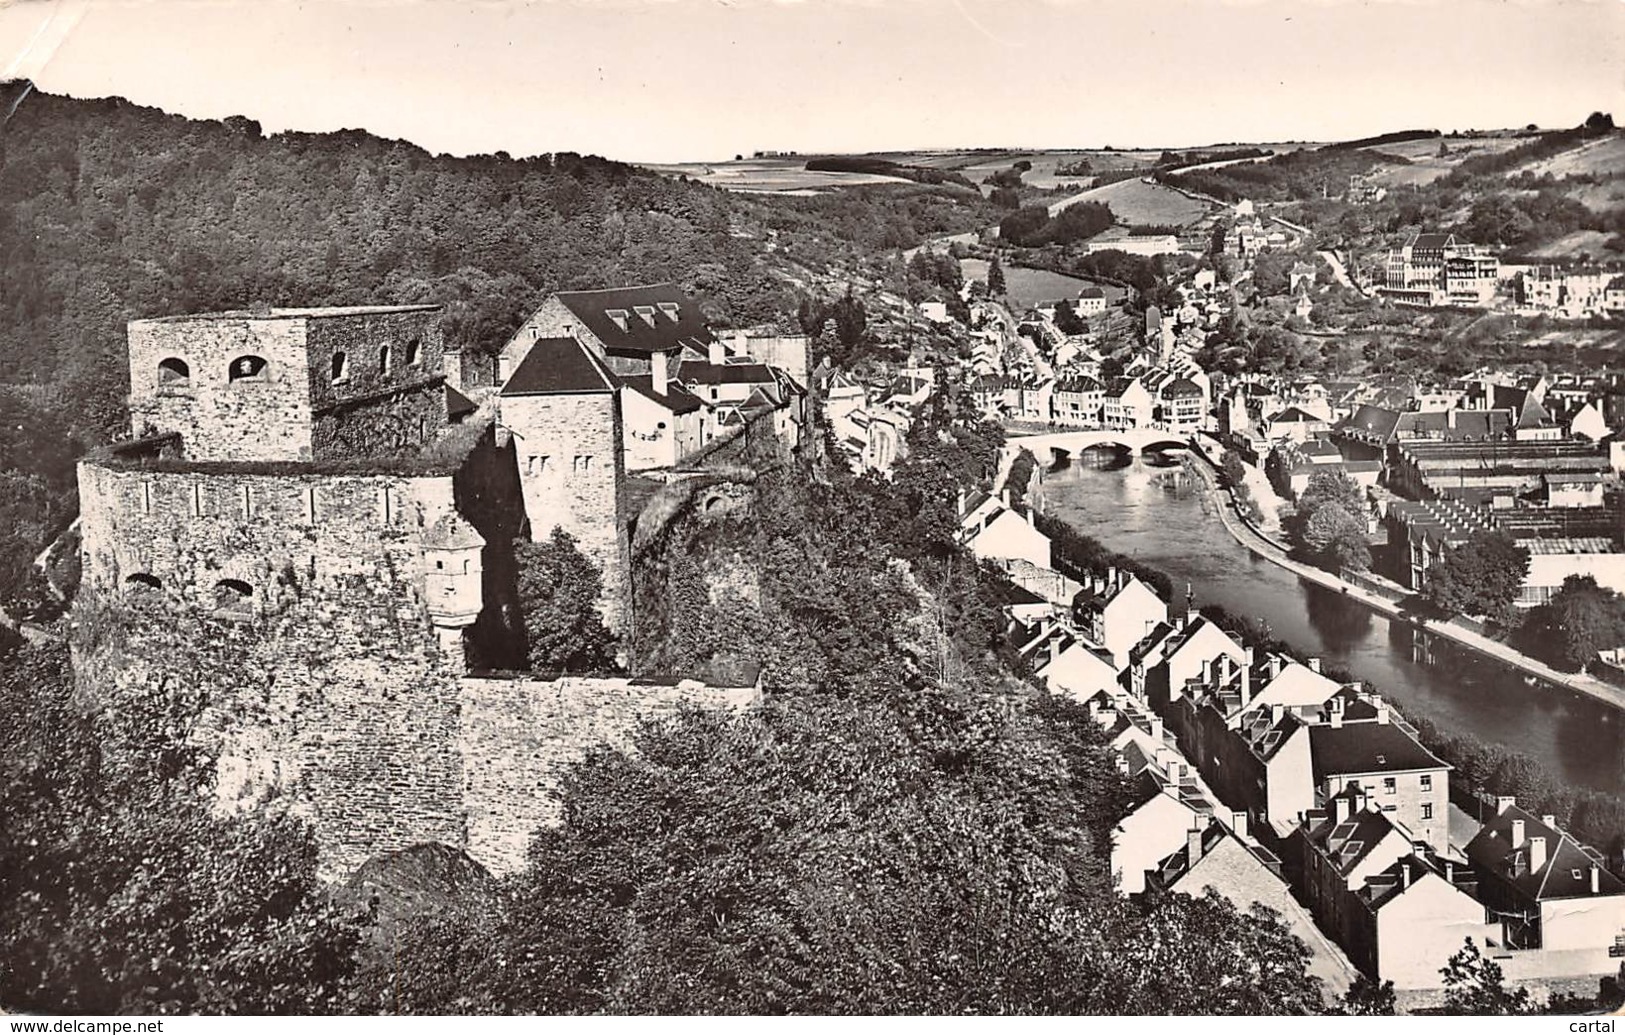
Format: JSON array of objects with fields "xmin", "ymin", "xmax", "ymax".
[{"xmin": 0, "ymin": 87, "xmax": 996, "ymax": 603}]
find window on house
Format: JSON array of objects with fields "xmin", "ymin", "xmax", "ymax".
[
  {"xmin": 379, "ymin": 342, "xmax": 393, "ymax": 374},
  {"xmin": 1422, "ymin": 803, "xmax": 1434, "ymax": 820},
  {"xmin": 1420, "ymin": 774, "xmax": 1432, "ymax": 791},
  {"xmin": 228, "ymin": 355, "xmax": 268, "ymax": 382},
  {"xmin": 405, "ymin": 338, "xmax": 422, "ymax": 367},
  {"xmin": 213, "ymin": 578, "xmax": 253, "ymax": 616},
  {"xmin": 1383, "ymin": 777, "xmax": 1397, "ymax": 794},
  {"xmin": 331, "ymin": 351, "xmax": 349, "ymax": 382},
  {"xmin": 158, "ymin": 357, "xmax": 190, "ymax": 387}
]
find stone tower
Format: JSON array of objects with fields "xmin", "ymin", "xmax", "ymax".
[{"xmin": 498, "ymin": 335, "xmax": 631, "ymax": 636}]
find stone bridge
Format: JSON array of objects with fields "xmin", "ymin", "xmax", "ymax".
[{"xmin": 1008, "ymin": 428, "xmax": 1194, "ymax": 460}]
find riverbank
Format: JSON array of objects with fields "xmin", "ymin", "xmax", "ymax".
[{"xmin": 1175, "ymin": 437, "xmax": 1625, "ymax": 715}]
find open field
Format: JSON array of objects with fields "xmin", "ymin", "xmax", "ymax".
[
  {"xmin": 643, "ymin": 159, "xmax": 909, "ymax": 192},
  {"xmin": 961, "ymin": 259, "xmax": 1128, "ymax": 310},
  {"xmin": 1361, "ymin": 135, "xmax": 1534, "ymax": 187},
  {"xmin": 1048, "ymin": 176, "xmax": 1214, "ymax": 225},
  {"xmin": 1519, "ymin": 135, "xmax": 1625, "ymax": 180},
  {"xmin": 1526, "ymin": 229, "xmax": 1616, "ymax": 260}
]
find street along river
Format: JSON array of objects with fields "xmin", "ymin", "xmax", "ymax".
[{"xmin": 1039, "ymin": 454, "xmax": 1625, "ymax": 796}]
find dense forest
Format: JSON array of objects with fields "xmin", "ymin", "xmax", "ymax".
[{"xmin": 0, "ymin": 87, "xmax": 994, "ymax": 601}]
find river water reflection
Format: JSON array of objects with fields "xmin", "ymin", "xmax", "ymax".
[{"xmin": 1040, "ymin": 454, "xmax": 1625, "ymax": 796}]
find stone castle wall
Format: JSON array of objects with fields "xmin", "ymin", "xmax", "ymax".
[
  {"xmin": 503, "ymin": 390, "xmax": 632, "ymax": 636},
  {"xmin": 74, "ymin": 458, "xmax": 475, "ymax": 875},
  {"xmin": 128, "ymin": 317, "xmax": 315, "ymax": 462},
  {"xmin": 457, "ymin": 673, "xmax": 760, "ymax": 874},
  {"xmin": 312, "ymin": 379, "xmax": 449, "ymax": 461},
  {"xmin": 304, "ymin": 311, "xmax": 447, "ymax": 459},
  {"xmin": 126, "ymin": 309, "xmax": 447, "ymax": 465}
]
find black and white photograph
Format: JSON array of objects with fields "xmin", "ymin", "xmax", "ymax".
[{"xmin": 1, "ymin": 0, "xmax": 1624, "ymax": 1019}]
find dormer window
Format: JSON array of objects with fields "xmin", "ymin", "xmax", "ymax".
[
  {"xmin": 657, "ymin": 301, "xmax": 680, "ymax": 322},
  {"xmin": 634, "ymin": 305, "xmax": 656, "ymax": 327},
  {"xmin": 607, "ymin": 309, "xmax": 630, "ymax": 332}
]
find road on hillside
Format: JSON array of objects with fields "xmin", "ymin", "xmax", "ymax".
[{"xmin": 1317, "ymin": 249, "xmax": 1367, "ymax": 296}]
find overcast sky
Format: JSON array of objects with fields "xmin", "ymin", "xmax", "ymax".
[{"xmin": 2, "ymin": 0, "xmax": 1622, "ymax": 163}]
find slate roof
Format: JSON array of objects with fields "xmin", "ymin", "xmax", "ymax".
[
  {"xmin": 1465, "ymin": 805, "xmax": 1624, "ymax": 902},
  {"xmin": 553, "ymin": 284, "xmax": 714, "ymax": 356},
  {"xmin": 1341, "ymin": 404, "xmax": 1402, "ymax": 443},
  {"xmin": 1270, "ymin": 406, "xmax": 1326, "ymax": 425},
  {"xmin": 1409, "ymin": 232, "xmax": 1454, "ymax": 251},
  {"xmin": 1307, "ymin": 805, "xmax": 1402, "ymax": 877},
  {"xmin": 620, "ymin": 375, "xmax": 703, "ymax": 414},
  {"xmin": 444, "ymin": 384, "xmax": 477, "ymax": 420},
  {"xmin": 501, "ymin": 336, "xmax": 616, "ymax": 396},
  {"xmin": 1309, "ymin": 722, "xmax": 1447, "ymax": 781},
  {"xmin": 680, "ymin": 359, "xmax": 777, "ymax": 386}
]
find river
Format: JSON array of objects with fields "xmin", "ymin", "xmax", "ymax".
[{"xmin": 1040, "ymin": 455, "xmax": 1625, "ymax": 797}]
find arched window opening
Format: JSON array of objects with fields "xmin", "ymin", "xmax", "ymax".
[
  {"xmin": 125, "ymin": 573, "xmax": 162, "ymax": 597},
  {"xmin": 379, "ymin": 342, "xmax": 392, "ymax": 374},
  {"xmin": 214, "ymin": 578, "xmax": 253, "ymax": 616},
  {"xmin": 158, "ymin": 357, "xmax": 190, "ymax": 387},
  {"xmin": 228, "ymin": 355, "xmax": 268, "ymax": 382},
  {"xmin": 405, "ymin": 337, "xmax": 422, "ymax": 366},
  {"xmin": 331, "ymin": 351, "xmax": 349, "ymax": 382}
]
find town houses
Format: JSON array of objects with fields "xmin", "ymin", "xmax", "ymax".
[{"xmin": 967, "ymin": 459, "xmax": 1625, "ymax": 1002}]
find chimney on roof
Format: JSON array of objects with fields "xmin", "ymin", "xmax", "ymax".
[
  {"xmin": 1591, "ymin": 866, "xmax": 1601, "ymax": 894},
  {"xmin": 1541, "ymin": 814, "xmax": 1555, "ymax": 827},
  {"xmin": 1445, "ymin": 861, "xmax": 1455, "ymax": 883},
  {"xmin": 1231, "ymin": 810, "xmax": 1249, "ymax": 841},
  {"xmin": 709, "ymin": 335, "xmax": 726, "ymax": 366},
  {"xmin": 733, "ymin": 329, "xmax": 748, "ymax": 358},
  {"xmin": 1497, "ymin": 795, "xmax": 1517, "ymax": 815},
  {"xmin": 1334, "ymin": 793, "xmax": 1353, "ymax": 824},
  {"xmin": 1048, "ymin": 633, "xmax": 1061, "ymax": 664},
  {"xmin": 1329, "ymin": 700, "xmax": 1344, "ymax": 730},
  {"xmin": 1529, "ymin": 836, "xmax": 1548, "ymax": 873},
  {"xmin": 1270, "ymin": 703, "xmax": 1284, "ymax": 724},
  {"xmin": 1268, "ymin": 655, "xmax": 1284, "ymax": 682},
  {"xmin": 1000, "ymin": 487, "xmax": 1013, "ymax": 509},
  {"xmin": 1308, "ymin": 656, "xmax": 1323, "ymax": 675},
  {"xmin": 1374, "ymin": 700, "xmax": 1390, "ymax": 725},
  {"xmin": 1401, "ymin": 862, "xmax": 1412, "ymax": 889},
  {"xmin": 1150, "ymin": 718, "xmax": 1164, "ymax": 743},
  {"xmin": 1188, "ymin": 824, "xmax": 1206, "ymax": 864},
  {"xmin": 651, "ymin": 350, "xmax": 670, "ymax": 397},
  {"xmin": 1511, "ymin": 819, "xmax": 1526, "ymax": 849}
]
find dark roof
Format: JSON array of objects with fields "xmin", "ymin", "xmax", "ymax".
[
  {"xmin": 1341, "ymin": 404, "xmax": 1402, "ymax": 443},
  {"xmin": 1410, "ymin": 232, "xmax": 1454, "ymax": 251},
  {"xmin": 1307, "ymin": 805, "xmax": 1402, "ymax": 877},
  {"xmin": 501, "ymin": 336, "xmax": 616, "ymax": 397},
  {"xmin": 1162, "ymin": 377, "xmax": 1203, "ymax": 398},
  {"xmin": 680, "ymin": 359, "xmax": 777, "ymax": 386},
  {"xmin": 444, "ymin": 384, "xmax": 477, "ymax": 420},
  {"xmin": 1465, "ymin": 804, "xmax": 1624, "ymax": 902},
  {"xmin": 552, "ymin": 284, "xmax": 714, "ymax": 356},
  {"xmin": 620, "ymin": 375, "xmax": 703, "ymax": 415},
  {"xmin": 1079, "ymin": 286, "xmax": 1107, "ymax": 299},
  {"xmin": 994, "ymin": 581, "xmax": 1045, "ymax": 606},
  {"xmin": 1271, "ymin": 406, "xmax": 1326, "ymax": 425},
  {"xmin": 1309, "ymin": 722, "xmax": 1447, "ymax": 782}
]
